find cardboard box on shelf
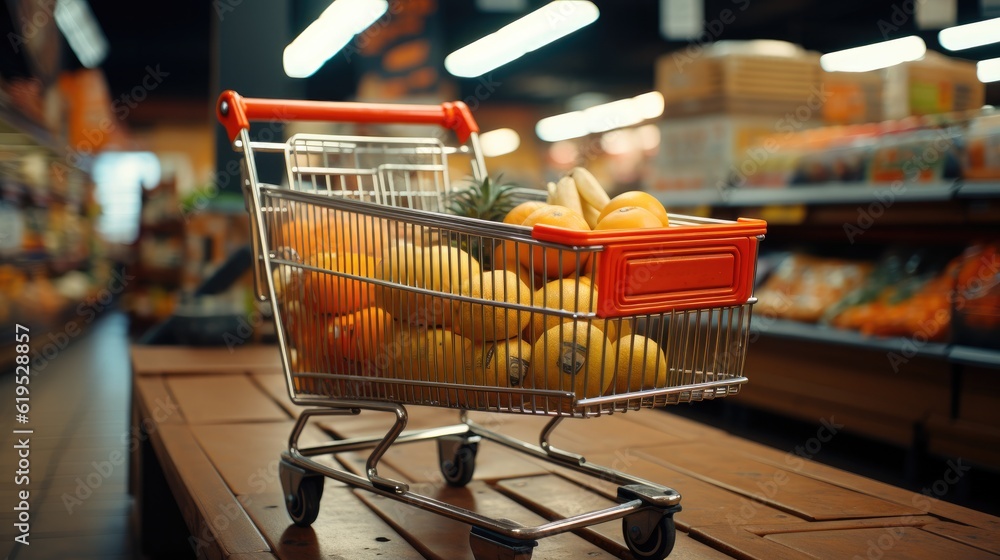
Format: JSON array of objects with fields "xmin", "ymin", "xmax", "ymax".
[
  {"xmin": 655, "ymin": 43, "xmax": 823, "ymax": 118},
  {"xmin": 822, "ymin": 70, "xmax": 883, "ymax": 124},
  {"xmin": 883, "ymin": 52, "xmax": 983, "ymax": 120}
]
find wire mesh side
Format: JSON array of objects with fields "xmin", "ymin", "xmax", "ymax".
[
  {"xmin": 285, "ymin": 134, "xmax": 475, "ymax": 213},
  {"xmin": 256, "ymin": 186, "xmax": 754, "ymax": 418}
]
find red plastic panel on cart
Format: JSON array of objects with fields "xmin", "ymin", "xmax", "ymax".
[{"xmin": 532, "ymin": 218, "xmax": 765, "ymax": 318}]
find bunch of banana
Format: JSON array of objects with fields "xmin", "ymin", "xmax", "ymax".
[{"xmin": 545, "ymin": 167, "xmax": 612, "ymax": 228}]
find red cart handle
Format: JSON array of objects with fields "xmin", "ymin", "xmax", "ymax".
[{"xmin": 217, "ymin": 90, "xmax": 480, "ymax": 144}]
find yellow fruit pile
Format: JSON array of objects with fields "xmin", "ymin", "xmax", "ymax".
[{"xmin": 269, "ymin": 170, "xmax": 675, "ymax": 410}]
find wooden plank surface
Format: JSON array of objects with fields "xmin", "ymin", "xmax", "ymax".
[
  {"xmin": 166, "ymin": 374, "xmax": 290, "ymax": 424},
  {"xmin": 922, "ymin": 522, "xmax": 1000, "ymax": 555},
  {"xmin": 153, "ymin": 423, "xmax": 271, "ymax": 558},
  {"xmin": 251, "ymin": 371, "xmax": 302, "ymax": 417},
  {"xmin": 356, "ymin": 481, "xmax": 619, "ymax": 560},
  {"xmin": 134, "ymin": 375, "xmax": 184, "ymax": 424},
  {"xmin": 242, "ymin": 489, "xmax": 425, "ymax": 559},
  {"xmin": 131, "ymin": 344, "xmax": 281, "ymax": 375},
  {"xmin": 765, "ymin": 526, "xmax": 1000, "ymax": 560},
  {"xmin": 496, "ymin": 475, "xmax": 736, "ymax": 559},
  {"xmin": 636, "ymin": 443, "xmax": 925, "ymax": 521},
  {"xmin": 191, "ymin": 421, "xmax": 342, "ymax": 496}
]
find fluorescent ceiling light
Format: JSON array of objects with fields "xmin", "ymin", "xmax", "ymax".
[
  {"xmin": 283, "ymin": 0, "xmax": 388, "ymax": 78},
  {"xmin": 535, "ymin": 92, "xmax": 664, "ymax": 142},
  {"xmin": 820, "ymin": 36, "xmax": 926, "ymax": 73},
  {"xmin": 445, "ymin": 1, "xmax": 599, "ymax": 78},
  {"xmin": 479, "ymin": 128, "xmax": 520, "ymax": 157},
  {"xmin": 54, "ymin": 0, "xmax": 109, "ymax": 68},
  {"xmin": 939, "ymin": 17, "xmax": 1000, "ymax": 51},
  {"xmin": 978, "ymin": 57, "xmax": 1000, "ymax": 83}
]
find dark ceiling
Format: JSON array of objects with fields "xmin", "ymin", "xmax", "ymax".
[{"xmin": 9, "ymin": 0, "xmax": 1000, "ymax": 125}]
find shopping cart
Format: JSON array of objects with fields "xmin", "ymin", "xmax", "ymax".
[{"xmin": 217, "ymin": 90, "xmax": 766, "ymax": 560}]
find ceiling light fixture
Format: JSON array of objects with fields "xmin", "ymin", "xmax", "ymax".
[
  {"xmin": 535, "ymin": 91, "xmax": 664, "ymax": 142},
  {"xmin": 444, "ymin": 1, "xmax": 599, "ymax": 78},
  {"xmin": 54, "ymin": 0, "xmax": 109, "ymax": 68},
  {"xmin": 819, "ymin": 36, "xmax": 926, "ymax": 73},
  {"xmin": 283, "ymin": 0, "xmax": 388, "ymax": 78},
  {"xmin": 978, "ymin": 57, "xmax": 1000, "ymax": 83},
  {"xmin": 939, "ymin": 17, "xmax": 1000, "ymax": 51},
  {"xmin": 479, "ymin": 128, "xmax": 521, "ymax": 157}
]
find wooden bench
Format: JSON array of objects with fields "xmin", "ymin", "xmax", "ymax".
[{"xmin": 130, "ymin": 345, "xmax": 1000, "ymax": 560}]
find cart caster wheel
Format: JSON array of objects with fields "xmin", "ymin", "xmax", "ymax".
[
  {"xmin": 439, "ymin": 437, "xmax": 479, "ymax": 487},
  {"xmin": 279, "ymin": 459, "xmax": 324, "ymax": 527},
  {"xmin": 286, "ymin": 476, "xmax": 323, "ymax": 527},
  {"xmin": 623, "ymin": 512, "xmax": 676, "ymax": 559}
]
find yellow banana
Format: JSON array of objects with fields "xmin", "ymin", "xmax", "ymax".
[
  {"xmin": 555, "ymin": 175, "xmax": 584, "ymax": 217},
  {"xmin": 571, "ymin": 167, "xmax": 611, "ymax": 211},
  {"xmin": 546, "ymin": 181, "xmax": 557, "ymax": 205},
  {"xmin": 580, "ymin": 199, "xmax": 601, "ymax": 228}
]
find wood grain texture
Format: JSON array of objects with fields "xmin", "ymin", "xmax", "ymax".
[
  {"xmin": 550, "ymin": 451, "xmax": 804, "ymax": 531},
  {"xmin": 765, "ymin": 526, "xmax": 1000, "ymax": 560},
  {"xmin": 191, "ymin": 421, "xmax": 343, "ymax": 496},
  {"xmin": 921, "ymin": 522, "xmax": 1000, "ymax": 555},
  {"xmin": 496, "ymin": 475, "xmax": 736, "ymax": 559},
  {"xmin": 636, "ymin": 443, "xmax": 925, "ymax": 521},
  {"xmin": 166, "ymin": 374, "xmax": 290, "ymax": 424},
  {"xmin": 251, "ymin": 371, "xmax": 303, "ymax": 417},
  {"xmin": 356, "ymin": 481, "xmax": 618, "ymax": 560},
  {"xmin": 153, "ymin": 423, "xmax": 271, "ymax": 558},
  {"xmin": 243, "ymin": 489, "xmax": 424, "ymax": 560},
  {"xmin": 131, "ymin": 344, "xmax": 282, "ymax": 375}
]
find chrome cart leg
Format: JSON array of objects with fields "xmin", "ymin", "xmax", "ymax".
[
  {"xmin": 470, "ymin": 526, "xmax": 537, "ymax": 560},
  {"xmin": 618, "ymin": 485, "xmax": 682, "ymax": 560},
  {"xmin": 538, "ymin": 416, "xmax": 585, "ymax": 465},
  {"xmin": 437, "ymin": 433, "xmax": 482, "ymax": 487},
  {"xmin": 288, "ymin": 404, "xmax": 412, "ymax": 493}
]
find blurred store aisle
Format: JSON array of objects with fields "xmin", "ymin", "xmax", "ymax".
[{"xmin": 0, "ymin": 312, "xmax": 134, "ymax": 559}]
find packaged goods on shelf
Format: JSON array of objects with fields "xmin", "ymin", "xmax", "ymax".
[
  {"xmin": 821, "ymin": 52, "xmax": 984, "ymax": 124},
  {"xmin": 655, "ymin": 41, "xmax": 822, "ymax": 118},
  {"xmin": 952, "ymin": 243, "xmax": 1000, "ymax": 347},
  {"xmin": 824, "ymin": 250, "xmax": 956, "ymax": 341},
  {"xmin": 882, "ymin": 52, "xmax": 983, "ymax": 120},
  {"xmin": 653, "ymin": 115, "xmax": 818, "ymax": 191},
  {"xmin": 822, "ymin": 70, "xmax": 883, "ymax": 124},
  {"xmin": 755, "ymin": 254, "xmax": 873, "ymax": 323},
  {"xmin": 965, "ymin": 110, "xmax": 1000, "ymax": 180}
]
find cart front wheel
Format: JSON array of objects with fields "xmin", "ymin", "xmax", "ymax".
[
  {"xmin": 286, "ymin": 475, "xmax": 323, "ymax": 527},
  {"xmin": 623, "ymin": 512, "xmax": 676, "ymax": 559},
  {"xmin": 440, "ymin": 440, "xmax": 478, "ymax": 487}
]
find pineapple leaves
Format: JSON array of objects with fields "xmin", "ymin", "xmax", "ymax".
[{"xmin": 446, "ymin": 174, "xmax": 520, "ymax": 222}]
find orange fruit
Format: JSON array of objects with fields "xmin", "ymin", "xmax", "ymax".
[
  {"xmin": 527, "ymin": 321, "xmax": 613, "ymax": 410},
  {"xmin": 385, "ymin": 326, "xmax": 475, "ymax": 405},
  {"xmin": 598, "ymin": 191, "xmax": 670, "ymax": 227},
  {"xmin": 594, "ymin": 206, "xmax": 663, "ymax": 231},
  {"xmin": 374, "ymin": 243, "xmax": 481, "ymax": 326},
  {"xmin": 302, "ymin": 252, "xmax": 377, "ymax": 315},
  {"xmin": 610, "ymin": 335, "xmax": 667, "ymax": 394},
  {"xmin": 527, "ymin": 279, "xmax": 617, "ymax": 343},
  {"xmin": 472, "ymin": 338, "xmax": 532, "ymax": 409},
  {"xmin": 519, "ymin": 205, "xmax": 591, "ymax": 277},
  {"xmin": 327, "ymin": 306, "xmax": 389, "ymax": 362},
  {"xmin": 504, "ymin": 201, "xmax": 548, "ymax": 225},
  {"xmin": 453, "ymin": 270, "xmax": 532, "ymax": 342},
  {"xmin": 275, "ymin": 208, "xmax": 389, "ymax": 260}
]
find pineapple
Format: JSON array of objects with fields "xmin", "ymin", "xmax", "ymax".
[
  {"xmin": 446, "ymin": 175, "xmax": 521, "ymax": 222},
  {"xmin": 445, "ymin": 175, "xmax": 522, "ymax": 269}
]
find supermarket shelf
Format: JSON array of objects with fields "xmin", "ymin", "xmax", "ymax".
[
  {"xmin": 948, "ymin": 345, "xmax": 1000, "ymax": 369},
  {"xmin": 0, "ymin": 104, "xmax": 61, "ymax": 153},
  {"xmin": 955, "ymin": 181, "xmax": 1000, "ymax": 199},
  {"xmin": 657, "ymin": 181, "xmax": 974, "ymax": 209},
  {"xmin": 753, "ymin": 318, "xmax": 950, "ymax": 360}
]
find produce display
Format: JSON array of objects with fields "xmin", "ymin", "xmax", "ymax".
[
  {"xmin": 273, "ymin": 168, "xmax": 678, "ymax": 409},
  {"xmin": 755, "ymin": 244, "xmax": 1000, "ymax": 347}
]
